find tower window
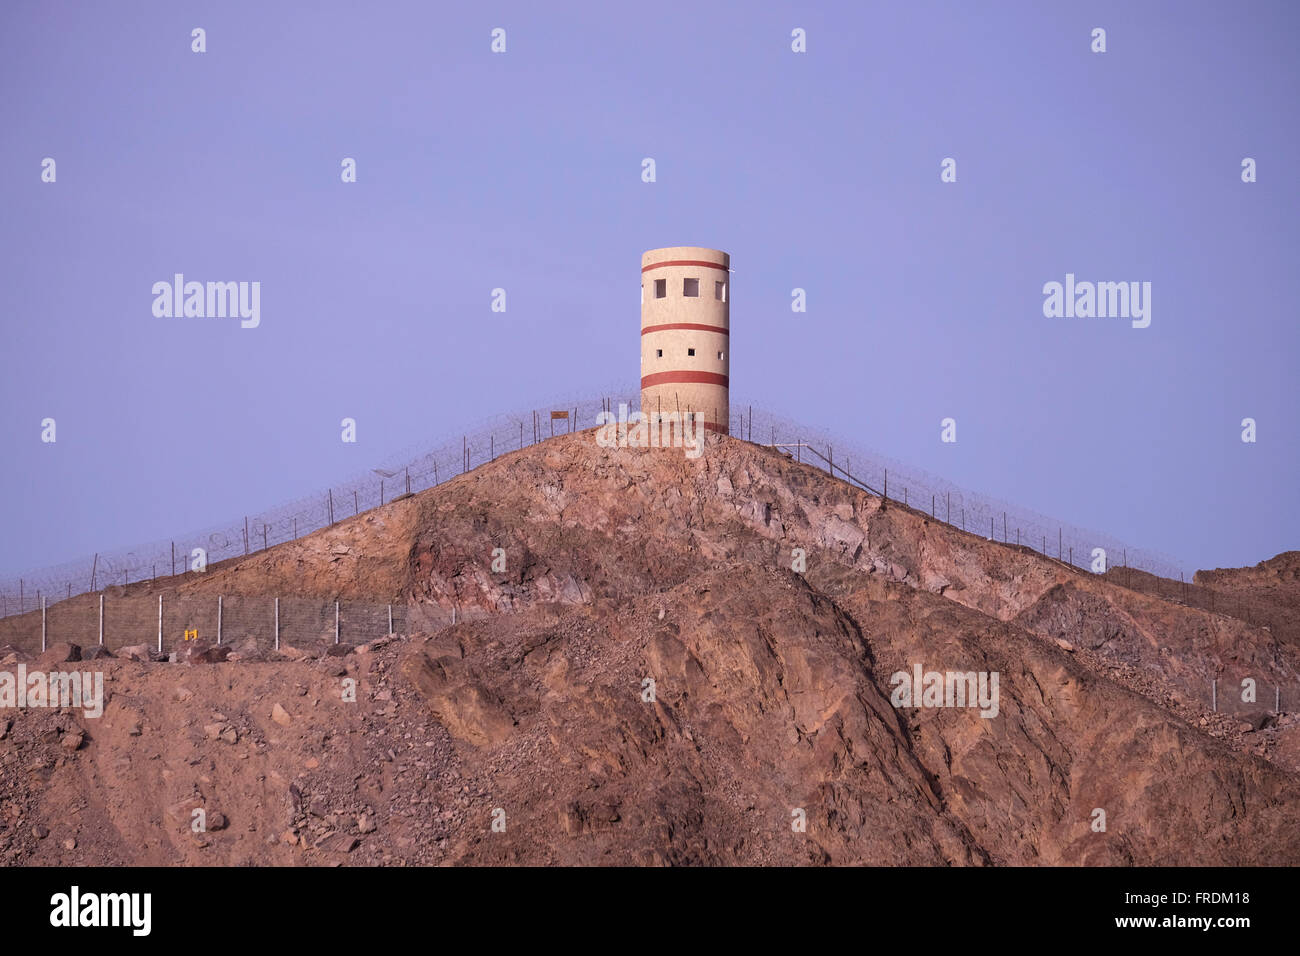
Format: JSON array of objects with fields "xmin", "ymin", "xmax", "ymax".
[
  {"xmin": 717, "ymin": 351, "xmax": 724, "ymax": 360},
  {"xmin": 715, "ymin": 281, "xmax": 726, "ymax": 301},
  {"xmin": 640, "ymin": 284, "xmax": 644, "ymax": 304},
  {"xmin": 656, "ymin": 348, "xmax": 662, "ymax": 357},
  {"xmin": 655, "ymin": 278, "xmax": 666, "ymax": 298},
  {"xmin": 683, "ymin": 278, "xmax": 699, "ymax": 297},
  {"xmin": 687, "ymin": 348, "xmax": 696, "ymax": 356}
]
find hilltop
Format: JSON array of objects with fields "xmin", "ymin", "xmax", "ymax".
[{"xmin": 2, "ymin": 429, "xmax": 1298, "ymax": 865}]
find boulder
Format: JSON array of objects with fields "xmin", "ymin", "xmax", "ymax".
[
  {"xmin": 399, "ymin": 649, "xmax": 515, "ymax": 747},
  {"xmin": 191, "ymin": 645, "xmax": 231, "ymax": 664},
  {"xmin": 37, "ymin": 643, "xmax": 82, "ymax": 666}
]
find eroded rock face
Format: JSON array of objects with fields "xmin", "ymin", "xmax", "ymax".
[
  {"xmin": 2, "ymin": 430, "xmax": 1297, "ymax": 866},
  {"xmin": 380, "ymin": 561, "xmax": 1300, "ymax": 866},
  {"xmin": 393, "ymin": 433, "xmax": 1294, "ymax": 712},
  {"xmin": 400, "ymin": 647, "xmax": 515, "ymax": 748}
]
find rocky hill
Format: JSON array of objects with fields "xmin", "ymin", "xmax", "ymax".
[{"xmin": 2, "ymin": 429, "xmax": 1298, "ymax": 865}]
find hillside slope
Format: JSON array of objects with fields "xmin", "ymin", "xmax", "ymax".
[{"xmin": 2, "ymin": 429, "xmax": 1298, "ymax": 865}]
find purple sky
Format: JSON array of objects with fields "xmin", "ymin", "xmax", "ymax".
[{"xmin": 1, "ymin": 0, "xmax": 1297, "ymax": 579}]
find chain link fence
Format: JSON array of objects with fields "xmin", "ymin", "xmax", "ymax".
[{"xmin": 0, "ymin": 594, "xmax": 406, "ymax": 658}]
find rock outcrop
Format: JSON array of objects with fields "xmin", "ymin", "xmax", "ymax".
[{"xmin": 2, "ymin": 429, "xmax": 1297, "ymax": 865}]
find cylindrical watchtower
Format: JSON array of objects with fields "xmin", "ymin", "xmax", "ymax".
[{"xmin": 640, "ymin": 246, "xmax": 730, "ymax": 434}]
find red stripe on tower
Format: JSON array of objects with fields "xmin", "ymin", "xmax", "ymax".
[
  {"xmin": 640, "ymin": 371, "xmax": 729, "ymax": 389},
  {"xmin": 641, "ymin": 323, "xmax": 729, "ymax": 336},
  {"xmin": 641, "ymin": 259, "xmax": 730, "ymax": 273}
]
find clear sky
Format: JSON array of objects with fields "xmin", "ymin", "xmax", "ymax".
[{"xmin": 1, "ymin": 0, "xmax": 1296, "ymax": 581}]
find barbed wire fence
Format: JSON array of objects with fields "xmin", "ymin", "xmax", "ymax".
[
  {"xmin": 734, "ymin": 399, "xmax": 1274, "ymax": 630},
  {"xmin": 0, "ymin": 392, "xmax": 632, "ymax": 621},
  {"xmin": 0, "ymin": 389, "xmax": 1265, "ymax": 631}
]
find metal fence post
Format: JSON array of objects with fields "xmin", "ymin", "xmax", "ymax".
[
  {"xmin": 41, "ymin": 596, "xmax": 46, "ymax": 652},
  {"xmin": 157, "ymin": 594, "xmax": 163, "ymax": 654},
  {"xmin": 274, "ymin": 597, "xmax": 280, "ymax": 651},
  {"xmin": 99, "ymin": 593, "xmax": 104, "ymax": 646},
  {"xmin": 217, "ymin": 595, "xmax": 223, "ymax": 645}
]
